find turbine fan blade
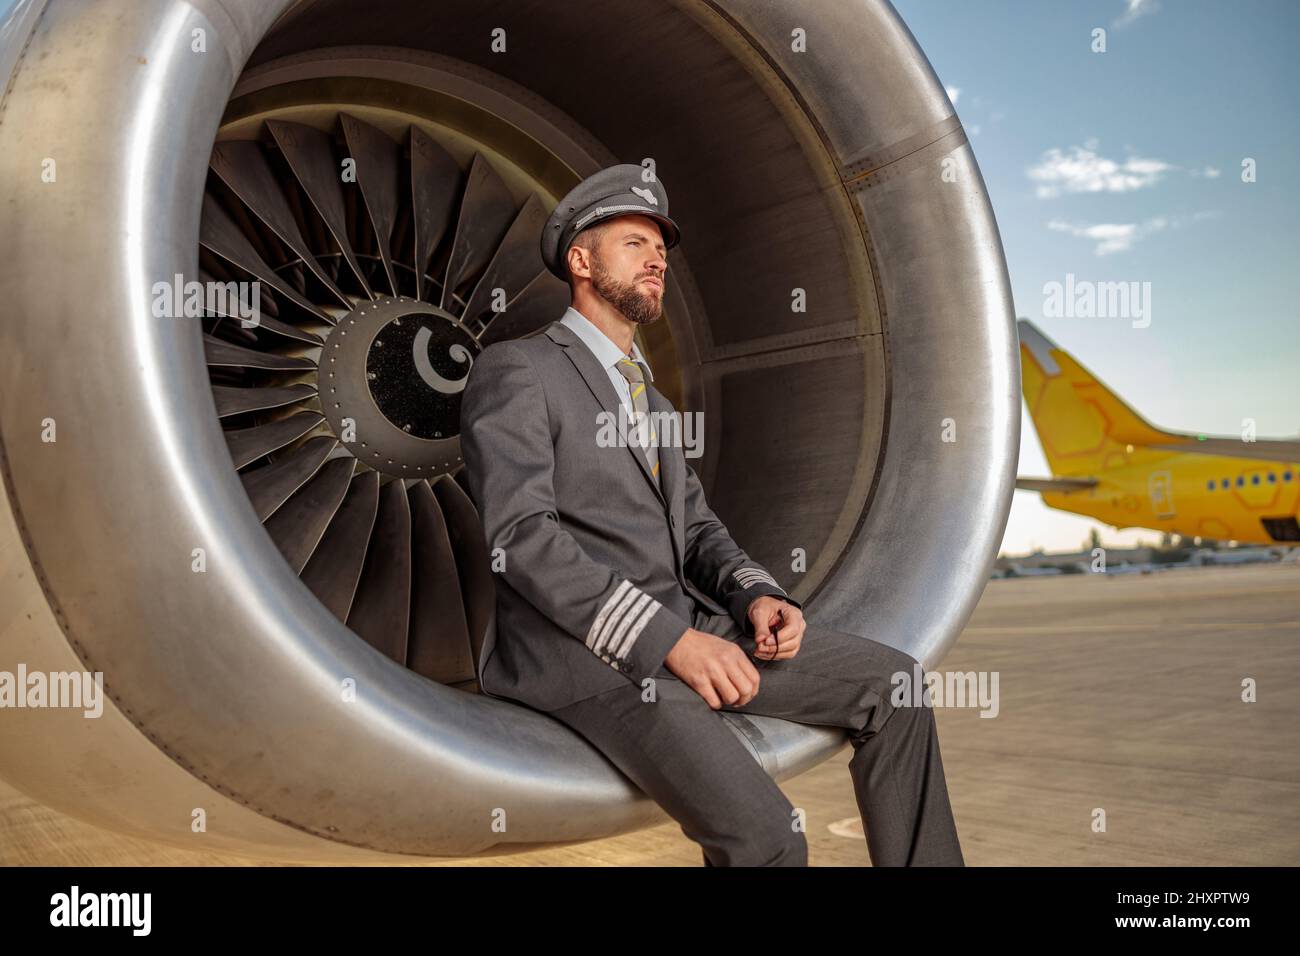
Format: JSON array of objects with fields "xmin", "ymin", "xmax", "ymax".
[
  {"xmin": 239, "ymin": 435, "xmax": 337, "ymax": 520},
  {"xmin": 267, "ymin": 119, "xmax": 374, "ymax": 298},
  {"xmin": 346, "ymin": 478, "xmax": 412, "ymax": 664},
  {"xmin": 340, "ymin": 113, "xmax": 402, "ymax": 296},
  {"xmin": 209, "ymin": 140, "xmax": 352, "ymax": 309},
  {"xmin": 478, "ymin": 272, "xmax": 572, "ymax": 345},
  {"xmin": 225, "ymin": 411, "xmax": 325, "ymax": 469},
  {"xmin": 200, "ymin": 193, "xmax": 334, "ymax": 322},
  {"xmin": 229, "ymin": 312, "xmax": 323, "ymax": 348},
  {"xmin": 461, "ymin": 193, "xmax": 549, "ymax": 327},
  {"xmin": 212, "ymin": 384, "xmax": 317, "ymax": 419},
  {"xmin": 264, "ymin": 456, "xmax": 357, "ymax": 573},
  {"xmin": 431, "ymin": 474, "xmax": 496, "ymax": 670},
  {"xmin": 199, "ymin": 265, "xmax": 322, "ymax": 346},
  {"xmin": 409, "ymin": 126, "xmax": 461, "ymax": 302},
  {"xmin": 204, "ymin": 334, "xmax": 315, "ymax": 370},
  {"xmin": 407, "ymin": 481, "xmax": 475, "ymax": 684},
  {"xmin": 200, "ymin": 264, "xmax": 280, "ymax": 319},
  {"xmin": 301, "ymin": 470, "xmax": 380, "ymax": 622},
  {"xmin": 441, "ymin": 153, "xmax": 516, "ymax": 311}
]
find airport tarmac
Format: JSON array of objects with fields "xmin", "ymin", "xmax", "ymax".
[{"xmin": 2, "ymin": 561, "xmax": 1297, "ymax": 866}]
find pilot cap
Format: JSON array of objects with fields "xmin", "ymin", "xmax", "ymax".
[{"xmin": 540, "ymin": 163, "xmax": 681, "ymax": 281}]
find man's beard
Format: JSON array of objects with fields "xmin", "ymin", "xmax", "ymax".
[{"xmin": 590, "ymin": 253, "xmax": 663, "ymax": 325}]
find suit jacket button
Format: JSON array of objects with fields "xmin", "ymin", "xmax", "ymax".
[{"xmin": 670, "ymin": 515, "xmax": 676, "ymax": 527}]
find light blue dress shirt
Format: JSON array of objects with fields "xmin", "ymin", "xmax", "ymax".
[{"xmin": 558, "ymin": 306, "xmax": 655, "ymax": 419}]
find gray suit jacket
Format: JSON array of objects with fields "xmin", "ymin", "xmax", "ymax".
[{"xmin": 459, "ymin": 318, "xmax": 801, "ymax": 712}]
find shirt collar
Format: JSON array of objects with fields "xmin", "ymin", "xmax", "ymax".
[{"xmin": 559, "ymin": 306, "xmax": 654, "ymax": 383}]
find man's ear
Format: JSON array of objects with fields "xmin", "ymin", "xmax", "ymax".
[{"xmin": 568, "ymin": 244, "xmax": 595, "ymax": 283}]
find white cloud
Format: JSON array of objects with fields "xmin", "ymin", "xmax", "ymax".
[
  {"xmin": 1114, "ymin": 0, "xmax": 1160, "ymax": 28},
  {"xmin": 1048, "ymin": 219, "xmax": 1144, "ymax": 255},
  {"xmin": 1048, "ymin": 210, "xmax": 1219, "ymax": 255},
  {"xmin": 1028, "ymin": 145, "xmax": 1172, "ymax": 198},
  {"xmin": 1190, "ymin": 166, "xmax": 1222, "ymax": 178},
  {"xmin": 945, "ymin": 85, "xmax": 961, "ymax": 106}
]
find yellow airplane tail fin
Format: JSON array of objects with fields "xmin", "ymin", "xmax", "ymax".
[{"xmin": 1017, "ymin": 319, "xmax": 1178, "ymax": 478}]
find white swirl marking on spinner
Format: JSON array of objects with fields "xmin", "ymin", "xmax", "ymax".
[{"xmin": 413, "ymin": 326, "xmax": 474, "ymax": 394}]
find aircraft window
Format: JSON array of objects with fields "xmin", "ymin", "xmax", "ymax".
[
  {"xmin": 1221, "ymin": 478, "xmax": 1230, "ymax": 488},
  {"xmin": 1286, "ymin": 472, "xmax": 1293, "ymax": 482},
  {"xmin": 1268, "ymin": 473, "xmax": 1276, "ymax": 483},
  {"xmin": 1206, "ymin": 480, "xmax": 1215, "ymax": 491},
  {"xmin": 1252, "ymin": 474, "xmax": 1260, "ymax": 485},
  {"xmin": 1236, "ymin": 476, "xmax": 1244, "ymax": 487}
]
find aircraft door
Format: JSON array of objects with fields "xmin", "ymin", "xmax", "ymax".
[{"xmin": 1149, "ymin": 470, "xmax": 1176, "ymax": 519}]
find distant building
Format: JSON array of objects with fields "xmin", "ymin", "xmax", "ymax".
[{"xmin": 992, "ymin": 542, "xmax": 1283, "ymax": 578}]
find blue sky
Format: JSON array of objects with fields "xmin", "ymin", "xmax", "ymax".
[{"xmin": 892, "ymin": 0, "xmax": 1300, "ymax": 553}]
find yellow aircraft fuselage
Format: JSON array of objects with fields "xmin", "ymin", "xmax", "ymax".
[
  {"xmin": 1018, "ymin": 319, "xmax": 1300, "ymax": 546},
  {"xmin": 1040, "ymin": 452, "xmax": 1300, "ymax": 545}
]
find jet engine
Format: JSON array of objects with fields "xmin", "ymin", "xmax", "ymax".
[{"xmin": 0, "ymin": 0, "xmax": 1017, "ymax": 860}]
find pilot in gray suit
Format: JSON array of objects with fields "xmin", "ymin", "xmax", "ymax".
[{"xmin": 459, "ymin": 164, "xmax": 963, "ymax": 867}]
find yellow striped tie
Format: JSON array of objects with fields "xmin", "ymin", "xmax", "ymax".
[{"xmin": 615, "ymin": 354, "xmax": 661, "ymax": 489}]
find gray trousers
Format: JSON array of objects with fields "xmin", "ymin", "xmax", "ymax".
[{"xmin": 549, "ymin": 607, "xmax": 965, "ymax": 866}]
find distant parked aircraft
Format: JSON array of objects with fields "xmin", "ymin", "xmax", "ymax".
[{"xmin": 1016, "ymin": 320, "xmax": 1300, "ymax": 546}]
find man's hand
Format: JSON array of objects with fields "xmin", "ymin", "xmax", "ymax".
[
  {"xmin": 663, "ymin": 628, "xmax": 761, "ymax": 710},
  {"xmin": 748, "ymin": 596, "xmax": 805, "ymax": 661}
]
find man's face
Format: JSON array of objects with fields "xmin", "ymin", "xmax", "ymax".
[{"xmin": 587, "ymin": 215, "xmax": 667, "ymax": 326}]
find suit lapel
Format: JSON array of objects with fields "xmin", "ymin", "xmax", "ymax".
[{"xmin": 544, "ymin": 320, "xmax": 667, "ymax": 510}]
